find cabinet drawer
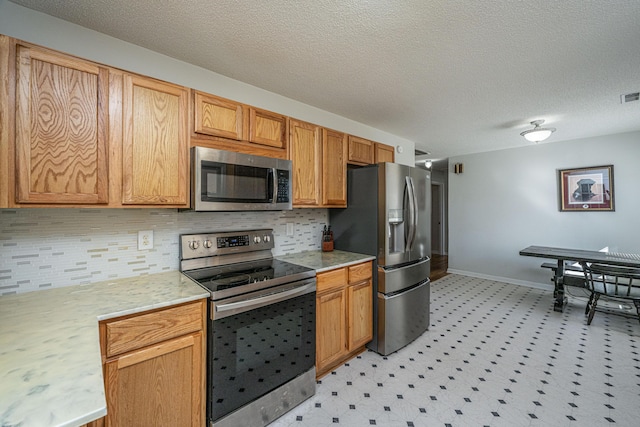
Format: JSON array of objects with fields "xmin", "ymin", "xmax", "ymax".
[
  {"xmin": 348, "ymin": 262, "xmax": 372, "ymax": 283},
  {"xmin": 104, "ymin": 301, "xmax": 204, "ymax": 358},
  {"xmin": 317, "ymin": 267, "xmax": 347, "ymax": 293}
]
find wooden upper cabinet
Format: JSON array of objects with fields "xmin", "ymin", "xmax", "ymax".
[
  {"xmin": 248, "ymin": 107, "xmax": 287, "ymax": 149},
  {"xmin": 14, "ymin": 43, "xmax": 109, "ymax": 204},
  {"xmin": 121, "ymin": 74, "xmax": 189, "ymax": 205},
  {"xmin": 347, "ymin": 135, "xmax": 374, "ymax": 165},
  {"xmin": 289, "ymin": 119, "xmax": 322, "ymax": 206},
  {"xmin": 322, "ymin": 129, "xmax": 347, "ymax": 207},
  {"xmin": 193, "ymin": 91, "xmax": 243, "ymax": 140},
  {"xmin": 375, "ymin": 143, "xmax": 395, "ymax": 163}
]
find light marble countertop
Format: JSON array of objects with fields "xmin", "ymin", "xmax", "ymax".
[
  {"xmin": 0, "ymin": 271, "xmax": 208, "ymax": 427},
  {"xmin": 277, "ymin": 249, "xmax": 375, "ymax": 273}
]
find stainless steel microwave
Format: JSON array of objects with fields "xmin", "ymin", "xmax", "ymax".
[{"xmin": 191, "ymin": 147, "xmax": 292, "ymax": 211}]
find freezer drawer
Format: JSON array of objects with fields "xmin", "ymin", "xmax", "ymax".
[
  {"xmin": 377, "ymin": 279, "xmax": 430, "ymax": 355},
  {"xmin": 378, "ymin": 257, "xmax": 430, "ymax": 294}
]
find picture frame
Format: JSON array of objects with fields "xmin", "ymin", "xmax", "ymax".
[{"xmin": 558, "ymin": 165, "xmax": 614, "ymax": 211}]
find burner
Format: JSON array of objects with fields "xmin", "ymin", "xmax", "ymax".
[{"xmin": 210, "ymin": 273, "xmax": 252, "ymax": 289}]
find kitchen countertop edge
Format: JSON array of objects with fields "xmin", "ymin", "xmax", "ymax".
[{"xmin": 277, "ymin": 250, "xmax": 376, "ymax": 273}]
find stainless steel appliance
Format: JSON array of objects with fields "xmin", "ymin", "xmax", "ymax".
[
  {"xmin": 191, "ymin": 147, "xmax": 292, "ymax": 211},
  {"xmin": 330, "ymin": 162, "xmax": 431, "ymax": 355},
  {"xmin": 180, "ymin": 229, "xmax": 316, "ymax": 427}
]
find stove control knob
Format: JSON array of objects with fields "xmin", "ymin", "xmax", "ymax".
[
  {"xmin": 189, "ymin": 240, "xmax": 200, "ymax": 250},
  {"xmin": 203, "ymin": 240, "xmax": 213, "ymax": 249},
  {"xmin": 253, "ymin": 236, "xmax": 261, "ymax": 244},
  {"xmin": 263, "ymin": 235, "xmax": 271, "ymax": 243}
]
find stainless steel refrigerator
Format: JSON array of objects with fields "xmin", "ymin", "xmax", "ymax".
[{"xmin": 330, "ymin": 162, "xmax": 431, "ymax": 355}]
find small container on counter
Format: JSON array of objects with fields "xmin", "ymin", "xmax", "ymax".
[{"xmin": 322, "ymin": 226, "xmax": 334, "ymax": 252}]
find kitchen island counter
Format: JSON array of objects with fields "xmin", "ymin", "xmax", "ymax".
[
  {"xmin": 277, "ymin": 250, "xmax": 375, "ymax": 273},
  {"xmin": 0, "ymin": 271, "xmax": 208, "ymax": 427}
]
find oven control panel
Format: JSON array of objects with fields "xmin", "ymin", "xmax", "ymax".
[{"xmin": 180, "ymin": 229, "xmax": 275, "ymax": 260}]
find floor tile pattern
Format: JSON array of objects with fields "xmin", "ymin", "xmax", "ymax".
[{"xmin": 270, "ymin": 274, "xmax": 640, "ymax": 426}]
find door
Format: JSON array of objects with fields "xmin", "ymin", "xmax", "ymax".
[
  {"xmin": 431, "ymin": 183, "xmax": 444, "ymax": 255},
  {"xmin": 210, "ymin": 290, "xmax": 316, "ymax": 422},
  {"xmin": 347, "ymin": 279, "xmax": 373, "ymax": 351},
  {"xmin": 316, "ymin": 288, "xmax": 347, "ymax": 374},
  {"xmin": 122, "ymin": 74, "xmax": 188, "ymax": 205},
  {"xmin": 410, "ymin": 167, "xmax": 431, "ymax": 261},
  {"xmin": 322, "ymin": 128, "xmax": 347, "ymax": 207},
  {"xmin": 289, "ymin": 119, "xmax": 321, "ymax": 206},
  {"xmin": 104, "ymin": 332, "xmax": 203, "ymax": 427},
  {"xmin": 377, "ymin": 279, "xmax": 430, "ymax": 356},
  {"xmin": 14, "ymin": 43, "xmax": 109, "ymax": 204},
  {"xmin": 381, "ymin": 163, "xmax": 426, "ymax": 267}
]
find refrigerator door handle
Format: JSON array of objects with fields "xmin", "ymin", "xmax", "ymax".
[{"xmin": 405, "ymin": 176, "xmax": 417, "ymax": 251}]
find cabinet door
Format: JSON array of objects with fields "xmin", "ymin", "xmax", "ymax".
[
  {"xmin": 248, "ymin": 107, "xmax": 287, "ymax": 148},
  {"xmin": 15, "ymin": 43, "xmax": 109, "ymax": 204},
  {"xmin": 289, "ymin": 119, "xmax": 322, "ymax": 206},
  {"xmin": 193, "ymin": 91, "xmax": 242, "ymax": 140},
  {"xmin": 348, "ymin": 279, "xmax": 373, "ymax": 351},
  {"xmin": 316, "ymin": 288, "xmax": 347, "ymax": 374},
  {"xmin": 375, "ymin": 143, "xmax": 395, "ymax": 163},
  {"xmin": 347, "ymin": 135, "xmax": 374, "ymax": 165},
  {"xmin": 104, "ymin": 332, "xmax": 203, "ymax": 427},
  {"xmin": 122, "ymin": 75, "xmax": 188, "ymax": 205},
  {"xmin": 322, "ymin": 129, "xmax": 347, "ymax": 207}
]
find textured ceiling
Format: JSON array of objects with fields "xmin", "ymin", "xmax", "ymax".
[{"xmin": 8, "ymin": 0, "xmax": 640, "ymax": 159}]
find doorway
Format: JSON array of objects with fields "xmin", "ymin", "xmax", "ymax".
[
  {"xmin": 431, "ymin": 182, "xmax": 445, "ymax": 255},
  {"xmin": 431, "ymin": 181, "xmax": 448, "ymax": 281}
]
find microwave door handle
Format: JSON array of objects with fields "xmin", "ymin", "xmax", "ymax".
[{"xmin": 268, "ymin": 168, "xmax": 276, "ymax": 203}]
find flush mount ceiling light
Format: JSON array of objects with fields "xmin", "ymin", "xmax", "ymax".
[
  {"xmin": 520, "ymin": 120, "xmax": 556, "ymax": 143},
  {"xmin": 424, "ymin": 160, "xmax": 433, "ymax": 169}
]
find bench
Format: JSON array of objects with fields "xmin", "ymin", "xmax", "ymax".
[{"xmin": 540, "ymin": 262, "xmax": 586, "ymax": 288}]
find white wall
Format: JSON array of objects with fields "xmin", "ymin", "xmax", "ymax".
[
  {"xmin": 0, "ymin": 0, "xmax": 415, "ymax": 165},
  {"xmin": 448, "ymin": 131, "xmax": 640, "ymax": 288}
]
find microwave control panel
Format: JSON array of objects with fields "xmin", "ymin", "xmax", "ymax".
[{"xmin": 276, "ymin": 170, "xmax": 290, "ymax": 203}]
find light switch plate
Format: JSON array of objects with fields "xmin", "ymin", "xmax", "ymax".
[{"xmin": 138, "ymin": 230, "xmax": 153, "ymax": 250}]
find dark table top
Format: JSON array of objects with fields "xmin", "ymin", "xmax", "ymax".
[{"xmin": 519, "ymin": 245, "xmax": 640, "ymax": 268}]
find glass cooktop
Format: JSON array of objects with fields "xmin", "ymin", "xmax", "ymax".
[{"xmin": 183, "ymin": 258, "xmax": 315, "ymax": 299}]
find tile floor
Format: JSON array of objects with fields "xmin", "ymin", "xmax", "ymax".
[{"xmin": 269, "ymin": 274, "xmax": 640, "ymax": 427}]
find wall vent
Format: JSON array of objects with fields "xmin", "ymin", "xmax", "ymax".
[
  {"xmin": 415, "ymin": 149, "xmax": 430, "ymax": 156},
  {"xmin": 621, "ymin": 92, "xmax": 640, "ymax": 103}
]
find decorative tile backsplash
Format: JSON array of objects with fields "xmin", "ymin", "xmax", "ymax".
[{"xmin": 0, "ymin": 208, "xmax": 328, "ymax": 295}]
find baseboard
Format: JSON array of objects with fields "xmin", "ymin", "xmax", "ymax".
[{"xmin": 446, "ymin": 269, "xmax": 553, "ymax": 291}]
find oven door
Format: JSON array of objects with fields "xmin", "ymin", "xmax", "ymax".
[{"xmin": 208, "ymin": 279, "xmax": 316, "ymax": 424}]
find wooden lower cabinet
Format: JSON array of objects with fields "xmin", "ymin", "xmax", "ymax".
[
  {"xmin": 315, "ymin": 261, "xmax": 373, "ymax": 377},
  {"xmin": 316, "ymin": 287, "xmax": 348, "ymax": 371},
  {"xmin": 348, "ymin": 279, "xmax": 374, "ymax": 351},
  {"xmin": 95, "ymin": 299, "xmax": 206, "ymax": 427}
]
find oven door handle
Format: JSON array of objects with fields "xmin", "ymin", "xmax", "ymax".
[{"xmin": 214, "ymin": 281, "xmax": 316, "ymax": 318}]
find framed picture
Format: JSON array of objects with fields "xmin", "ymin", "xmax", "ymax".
[{"xmin": 558, "ymin": 165, "xmax": 614, "ymax": 211}]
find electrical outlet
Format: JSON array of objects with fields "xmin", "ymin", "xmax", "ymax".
[
  {"xmin": 138, "ymin": 230, "xmax": 153, "ymax": 250},
  {"xmin": 286, "ymin": 222, "xmax": 294, "ymax": 237}
]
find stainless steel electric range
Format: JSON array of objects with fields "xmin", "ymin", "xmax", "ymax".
[{"xmin": 180, "ymin": 229, "xmax": 316, "ymax": 427}]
